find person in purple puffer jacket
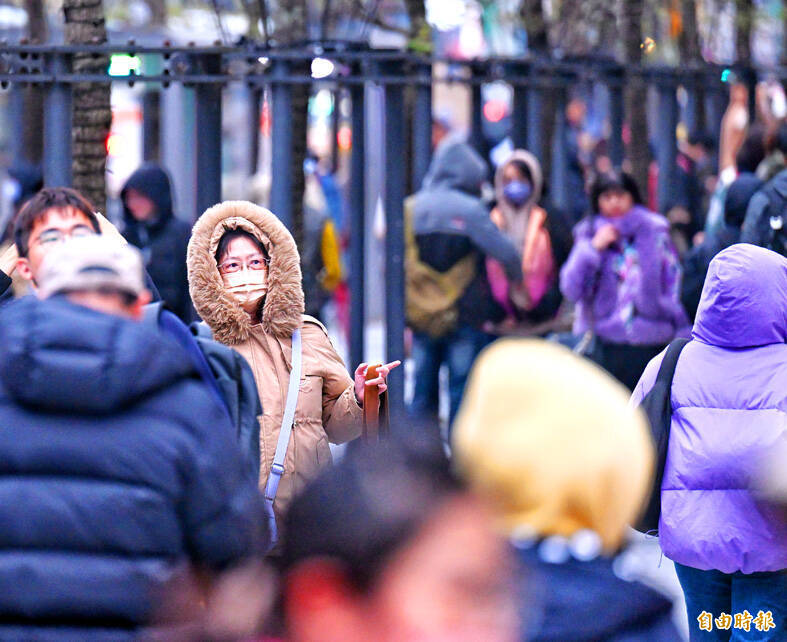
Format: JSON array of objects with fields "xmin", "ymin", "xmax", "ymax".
[
  {"xmin": 632, "ymin": 243, "xmax": 787, "ymax": 642},
  {"xmin": 560, "ymin": 170, "xmax": 690, "ymax": 389}
]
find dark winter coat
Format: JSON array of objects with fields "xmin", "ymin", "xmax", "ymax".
[
  {"xmin": 681, "ymin": 173, "xmax": 762, "ymax": 320},
  {"xmin": 410, "ymin": 142, "xmax": 522, "ymax": 329},
  {"xmin": 0, "ymin": 296, "xmax": 263, "ymax": 639},
  {"xmin": 741, "ymin": 166, "xmax": 787, "ymax": 250},
  {"xmin": 121, "ymin": 164, "xmax": 194, "ymax": 321},
  {"xmin": 518, "ymin": 547, "xmax": 678, "ymax": 641}
]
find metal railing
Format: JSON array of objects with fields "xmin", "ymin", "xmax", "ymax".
[{"xmin": 0, "ymin": 42, "xmax": 754, "ymax": 420}]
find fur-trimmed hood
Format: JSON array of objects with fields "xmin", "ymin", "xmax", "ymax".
[{"xmin": 187, "ymin": 201, "xmax": 304, "ymax": 344}]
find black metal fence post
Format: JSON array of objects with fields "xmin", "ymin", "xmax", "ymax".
[
  {"xmin": 194, "ymin": 53, "xmax": 222, "ymax": 219},
  {"xmin": 705, "ymin": 80, "xmax": 727, "ymax": 146},
  {"xmin": 527, "ymin": 65, "xmax": 545, "ymax": 166},
  {"xmin": 607, "ymin": 65, "xmax": 625, "ymax": 168},
  {"xmin": 142, "ymin": 90, "xmax": 161, "ymax": 162},
  {"xmin": 469, "ymin": 62, "xmax": 485, "ymax": 156},
  {"xmin": 657, "ymin": 74, "xmax": 679, "ymax": 213},
  {"xmin": 8, "ymin": 84, "xmax": 25, "ymax": 164},
  {"xmin": 510, "ymin": 61, "xmax": 529, "ymax": 150},
  {"xmin": 550, "ymin": 79, "xmax": 569, "ymax": 212},
  {"xmin": 269, "ymin": 59, "xmax": 293, "ymax": 230},
  {"xmin": 349, "ymin": 70, "xmax": 366, "ymax": 371},
  {"xmin": 684, "ymin": 70, "xmax": 706, "ymax": 137},
  {"xmin": 43, "ymin": 51, "xmax": 72, "ymax": 186},
  {"xmin": 248, "ymin": 87, "xmax": 262, "ymax": 175},
  {"xmin": 379, "ymin": 58, "xmax": 406, "ymax": 423},
  {"xmin": 411, "ymin": 60, "xmax": 432, "ymax": 191}
]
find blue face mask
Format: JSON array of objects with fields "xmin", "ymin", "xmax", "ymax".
[{"xmin": 503, "ymin": 180, "xmax": 532, "ymax": 207}]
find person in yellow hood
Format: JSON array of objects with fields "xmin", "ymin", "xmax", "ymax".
[
  {"xmin": 452, "ymin": 339, "xmax": 681, "ymax": 641},
  {"xmin": 187, "ymin": 201, "xmax": 398, "ymax": 540}
]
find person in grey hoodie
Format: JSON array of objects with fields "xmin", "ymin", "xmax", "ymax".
[{"xmin": 406, "ymin": 141, "xmax": 522, "ymax": 428}]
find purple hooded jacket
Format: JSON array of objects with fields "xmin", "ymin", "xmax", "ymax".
[
  {"xmin": 632, "ymin": 244, "xmax": 787, "ymax": 574},
  {"xmin": 560, "ymin": 206, "xmax": 689, "ymax": 345}
]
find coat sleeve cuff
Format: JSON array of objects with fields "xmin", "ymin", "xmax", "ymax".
[
  {"xmin": 324, "ymin": 384, "xmax": 363, "ymax": 444},
  {"xmin": 574, "ymin": 240, "xmax": 603, "ymax": 271}
]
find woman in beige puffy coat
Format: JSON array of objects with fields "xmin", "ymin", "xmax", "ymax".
[{"xmin": 187, "ymin": 201, "xmax": 397, "ymax": 525}]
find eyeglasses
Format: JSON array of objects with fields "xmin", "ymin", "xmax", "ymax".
[
  {"xmin": 32, "ymin": 225, "xmax": 96, "ymax": 249},
  {"xmin": 218, "ymin": 255, "xmax": 270, "ymax": 275}
]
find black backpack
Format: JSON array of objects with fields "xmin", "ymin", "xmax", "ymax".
[
  {"xmin": 764, "ymin": 184, "xmax": 787, "ymax": 256},
  {"xmin": 144, "ymin": 302, "xmax": 263, "ymax": 478},
  {"xmin": 635, "ymin": 338, "xmax": 689, "ymax": 534}
]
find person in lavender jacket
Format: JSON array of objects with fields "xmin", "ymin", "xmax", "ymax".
[
  {"xmin": 560, "ymin": 170, "xmax": 689, "ymax": 389},
  {"xmin": 632, "ymin": 243, "xmax": 787, "ymax": 642}
]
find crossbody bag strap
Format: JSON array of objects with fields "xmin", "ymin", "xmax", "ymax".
[
  {"xmin": 263, "ymin": 328, "xmax": 302, "ymax": 547},
  {"xmin": 655, "ymin": 337, "xmax": 689, "ymax": 387}
]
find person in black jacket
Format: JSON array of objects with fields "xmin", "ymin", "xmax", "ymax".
[
  {"xmin": 121, "ymin": 163, "xmax": 194, "ymax": 321},
  {"xmin": 741, "ymin": 163, "xmax": 787, "ymax": 257},
  {"xmin": 681, "ymin": 173, "xmax": 763, "ymax": 320},
  {"xmin": 0, "ymin": 235, "xmax": 264, "ymax": 639}
]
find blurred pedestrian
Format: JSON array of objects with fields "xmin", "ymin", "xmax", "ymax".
[
  {"xmin": 453, "ymin": 339, "xmax": 680, "ymax": 641},
  {"xmin": 302, "ymin": 156, "xmax": 343, "ymax": 322},
  {"xmin": 560, "ymin": 170, "xmax": 689, "ymax": 390},
  {"xmin": 667, "ymin": 132, "xmax": 713, "ymax": 255},
  {"xmin": 0, "ymin": 162, "xmax": 43, "ymax": 297},
  {"xmin": 187, "ymin": 201, "xmax": 397, "ymax": 546},
  {"xmin": 280, "ymin": 437, "xmax": 519, "ymax": 642},
  {"xmin": 487, "ymin": 149, "xmax": 573, "ymax": 336},
  {"xmin": 405, "ymin": 141, "xmax": 522, "ymax": 427},
  {"xmin": 121, "ymin": 163, "xmax": 193, "ymax": 322},
  {"xmin": 703, "ymin": 124, "xmax": 766, "ymax": 243},
  {"xmin": 0, "ymin": 235, "xmax": 264, "ymax": 638},
  {"xmin": 719, "ymin": 83, "xmax": 749, "ymax": 181},
  {"xmin": 563, "ymin": 97, "xmax": 591, "ymax": 222},
  {"xmin": 681, "ymin": 173, "xmax": 762, "ymax": 321},
  {"xmin": 0, "ymin": 160, "xmax": 43, "ymax": 241},
  {"xmin": 756, "ymin": 120, "xmax": 787, "ymax": 182},
  {"xmin": 632, "ymin": 244, "xmax": 787, "ymax": 641},
  {"xmin": 741, "ymin": 160, "xmax": 787, "ymax": 257}
]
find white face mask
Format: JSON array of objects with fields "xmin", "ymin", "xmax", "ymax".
[{"xmin": 222, "ymin": 268, "xmax": 268, "ymax": 308}]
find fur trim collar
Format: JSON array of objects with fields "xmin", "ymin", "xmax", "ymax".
[{"xmin": 187, "ymin": 201, "xmax": 304, "ymax": 343}]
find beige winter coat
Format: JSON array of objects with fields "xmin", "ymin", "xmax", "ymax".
[{"xmin": 187, "ymin": 201, "xmax": 362, "ymax": 519}]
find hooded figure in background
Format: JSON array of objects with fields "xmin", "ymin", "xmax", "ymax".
[
  {"xmin": 487, "ymin": 150, "xmax": 572, "ymax": 334},
  {"xmin": 453, "ymin": 340, "xmax": 680, "ymax": 641},
  {"xmin": 121, "ymin": 163, "xmax": 193, "ymax": 322},
  {"xmin": 632, "ymin": 244, "xmax": 787, "ymax": 637}
]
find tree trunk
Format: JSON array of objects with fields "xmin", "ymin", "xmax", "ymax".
[
  {"xmin": 680, "ymin": 0, "xmax": 705, "ymax": 134},
  {"xmin": 520, "ymin": 0, "xmax": 549, "ymax": 51},
  {"xmin": 782, "ymin": 0, "xmax": 787, "ymax": 66},
  {"xmin": 144, "ymin": 0, "xmax": 166, "ymax": 26},
  {"xmin": 735, "ymin": 0, "xmax": 751, "ymax": 64},
  {"xmin": 620, "ymin": 0, "xmax": 650, "ymax": 196},
  {"xmin": 63, "ymin": 0, "xmax": 112, "ymax": 212},
  {"xmin": 22, "ymin": 0, "xmax": 48, "ymax": 164},
  {"xmin": 289, "ymin": 72, "xmax": 309, "ymax": 252},
  {"xmin": 403, "ymin": 0, "xmax": 429, "ymax": 47},
  {"xmin": 519, "ymin": 0, "xmax": 556, "ymax": 181}
]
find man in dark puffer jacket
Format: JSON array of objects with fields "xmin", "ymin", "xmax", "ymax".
[{"xmin": 0, "ymin": 236, "xmax": 264, "ymax": 640}]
